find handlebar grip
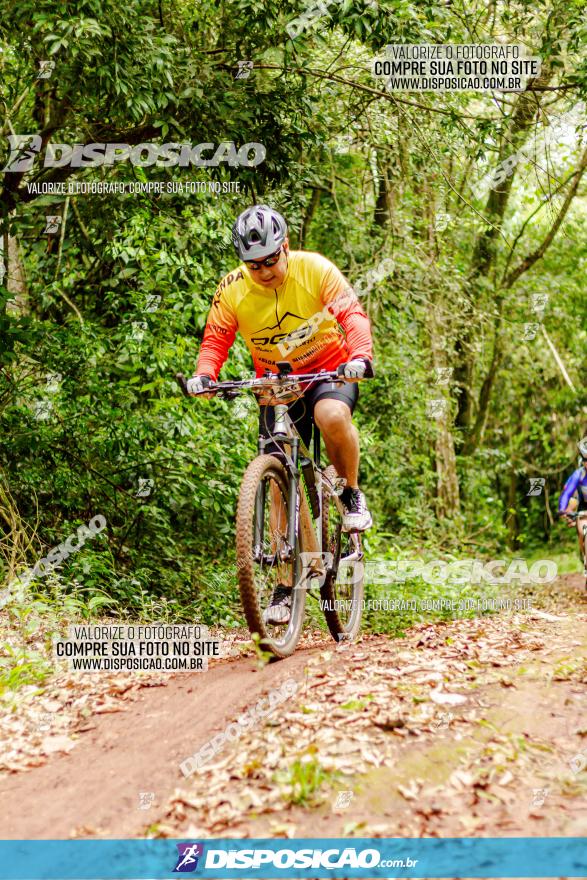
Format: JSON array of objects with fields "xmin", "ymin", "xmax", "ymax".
[
  {"xmin": 337, "ymin": 359, "xmax": 375, "ymax": 379},
  {"xmin": 175, "ymin": 373, "xmax": 190, "ymax": 397}
]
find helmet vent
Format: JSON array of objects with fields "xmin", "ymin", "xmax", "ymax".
[{"xmin": 231, "ymin": 204, "xmax": 287, "ymax": 260}]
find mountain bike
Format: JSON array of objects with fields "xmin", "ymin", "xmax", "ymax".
[
  {"xmin": 565, "ymin": 511, "xmax": 587, "ymax": 590},
  {"xmin": 176, "ymin": 361, "xmax": 367, "ymax": 659}
]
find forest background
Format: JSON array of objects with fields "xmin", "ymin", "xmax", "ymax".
[{"xmin": 0, "ymin": 0, "xmax": 586, "ymax": 666}]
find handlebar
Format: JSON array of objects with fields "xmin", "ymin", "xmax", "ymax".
[{"xmin": 175, "ymin": 363, "xmax": 358, "ymax": 400}]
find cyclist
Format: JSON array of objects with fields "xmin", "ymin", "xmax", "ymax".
[
  {"xmin": 558, "ymin": 437, "xmax": 587, "ymax": 577},
  {"xmin": 187, "ymin": 205, "xmax": 374, "ymax": 623}
]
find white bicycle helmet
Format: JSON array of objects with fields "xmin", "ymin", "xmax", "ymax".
[
  {"xmin": 231, "ymin": 204, "xmax": 288, "ymax": 261},
  {"xmin": 578, "ymin": 437, "xmax": 587, "ymax": 459}
]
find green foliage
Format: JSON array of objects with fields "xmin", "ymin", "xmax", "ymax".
[
  {"xmin": 277, "ymin": 756, "xmax": 334, "ymax": 806},
  {"xmin": 0, "ymin": 573, "xmax": 117, "ymax": 692},
  {"xmin": 0, "ymin": 0, "xmax": 586, "ymax": 642}
]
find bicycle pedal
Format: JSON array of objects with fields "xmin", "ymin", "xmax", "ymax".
[{"xmin": 340, "ymin": 552, "xmax": 362, "ymax": 564}]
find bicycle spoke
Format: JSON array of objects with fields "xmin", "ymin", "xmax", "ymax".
[
  {"xmin": 236, "ymin": 455, "xmax": 306, "ymax": 658},
  {"xmin": 319, "ymin": 465, "xmax": 365, "ymax": 641}
]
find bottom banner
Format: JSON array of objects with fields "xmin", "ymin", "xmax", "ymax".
[{"xmin": 0, "ymin": 837, "xmax": 585, "ymax": 879}]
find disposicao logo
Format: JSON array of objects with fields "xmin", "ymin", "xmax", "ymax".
[
  {"xmin": 2, "ymin": 135, "xmax": 266, "ymax": 172},
  {"xmin": 203, "ymin": 847, "xmax": 382, "ymax": 870},
  {"xmin": 173, "ymin": 843, "xmax": 205, "ymax": 873}
]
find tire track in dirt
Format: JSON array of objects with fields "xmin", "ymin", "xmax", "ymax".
[
  {"xmin": 146, "ymin": 574, "xmax": 587, "ymax": 840},
  {"xmin": 0, "ymin": 642, "xmax": 325, "ymax": 838},
  {"xmin": 1, "ymin": 574, "xmax": 585, "ymax": 840}
]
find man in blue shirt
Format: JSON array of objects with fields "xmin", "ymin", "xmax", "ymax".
[{"xmin": 558, "ymin": 437, "xmax": 587, "ymax": 581}]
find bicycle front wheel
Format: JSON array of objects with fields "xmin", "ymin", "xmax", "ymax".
[{"xmin": 236, "ymin": 454, "xmax": 306, "ymax": 659}]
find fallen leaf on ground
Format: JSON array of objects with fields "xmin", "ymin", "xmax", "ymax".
[
  {"xmin": 40, "ymin": 734, "xmax": 76, "ymax": 754},
  {"xmin": 430, "ymin": 688, "xmax": 467, "ymax": 705}
]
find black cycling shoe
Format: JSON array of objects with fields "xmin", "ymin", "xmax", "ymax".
[{"xmin": 262, "ymin": 585, "xmax": 292, "ymax": 625}]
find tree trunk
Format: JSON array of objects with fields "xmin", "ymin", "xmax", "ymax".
[
  {"xmin": 429, "ymin": 314, "xmax": 461, "ymax": 520},
  {"xmin": 454, "ymin": 65, "xmax": 554, "ymax": 435},
  {"xmin": 5, "ymin": 232, "xmax": 28, "ymax": 315},
  {"xmin": 374, "ymin": 161, "xmax": 393, "ymax": 228},
  {"xmin": 435, "ymin": 401, "xmax": 461, "ymax": 519},
  {"xmin": 425, "ymin": 191, "xmax": 460, "ymax": 519},
  {"xmin": 505, "ymin": 465, "xmax": 519, "ymax": 551},
  {"xmin": 298, "ymin": 188, "xmax": 321, "ymax": 249}
]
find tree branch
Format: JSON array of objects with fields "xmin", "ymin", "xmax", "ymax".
[
  {"xmin": 216, "ymin": 62, "xmax": 492, "ymax": 120},
  {"xmin": 501, "ymin": 166, "xmax": 580, "ymax": 283},
  {"xmin": 503, "ymin": 144, "xmax": 587, "ymax": 288}
]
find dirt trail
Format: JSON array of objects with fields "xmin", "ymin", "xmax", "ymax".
[
  {"xmin": 1, "ymin": 574, "xmax": 586, "ymax": 840},
  {"xmin": 0, "ymin": 644, "xmax": 320, "ymax": 838}
]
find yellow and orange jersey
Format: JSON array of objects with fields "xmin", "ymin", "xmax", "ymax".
[{"xmin": 196, "ymin": 250, "xmax": 372, "ymax": 379}]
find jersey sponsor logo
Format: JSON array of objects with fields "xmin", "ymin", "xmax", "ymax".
[
  {"xmin": 250, "ymin": 310, "xmax": 305, "ymax": 347},
  {"xmin": 278, "ymin": 321, "xmax": 316, "ymax": 347},
  {"xmin": 252, "ymin": 332, "xmax": 289, "ymax": 346},
  {"xmin": 212, "ymin": 270, "xmax": 245, "ymax": 308},
  {"xmin": 206, "ymin": 323, "xmax": 229, "ymax": 335},
  {"xmin": 216, "ymin": 270, "xmax": 244, "ymax": 293}
]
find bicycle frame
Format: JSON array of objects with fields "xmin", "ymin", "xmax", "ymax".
[
  {"xmin": 176, "ymin": 364, "xmax": 368, "ymax": 652},
  {"xmin": 257, "ymin": 404, "xmax": 364, "ymax": 584},
  {"xmin": 175, "ymin": 364, "xmax": 362, "ymax": 579},
  {"xmin": 257, "ymin": 403, "xmax": 324, "ymax": 565}
]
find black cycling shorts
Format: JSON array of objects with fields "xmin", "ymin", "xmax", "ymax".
[{"xmin": 258, "ymin": 379, "xmax": 358, "ymax": 455}]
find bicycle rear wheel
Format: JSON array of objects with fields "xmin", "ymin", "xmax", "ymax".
[
  {"xmin": 320, "ymin": 465, "xmax": 364, "ymax": 642},
  {"xmin": 236, "ymin": 454, "xmax": 306, "ymax": 659}
]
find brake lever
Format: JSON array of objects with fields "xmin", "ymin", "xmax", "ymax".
[
  {"xmin": 175, "ymin": 372, "xmax": 218, "ymax": 397},
  {"xmin": 175, "ymin": 373, "xmax": 190, "ymax": 397}
]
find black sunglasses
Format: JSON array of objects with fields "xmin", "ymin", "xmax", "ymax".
[{"xmin": 245, "ymin": 247, "xmax": 282, "ymax": 270}]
